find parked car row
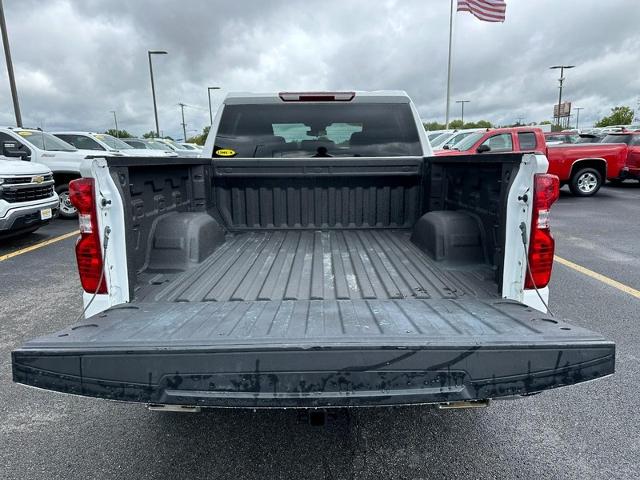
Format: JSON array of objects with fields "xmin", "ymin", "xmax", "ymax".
[
  {"xmin": 543, "ymin": 124, "xmax": 640, "ymax": 145},
  {"xmin": 0, "ymin": 126, "xmax": 204, "ymax": 234}
]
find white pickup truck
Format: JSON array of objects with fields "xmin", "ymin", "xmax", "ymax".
[
  {"xmin": 0, "ymin": 127, "xmax": 105, "ymax": 219},
  {"xmin": 12, "ymin": 91, "xmax": 614, "ymax": 410},
  {"xmin": 0, "ymin": 143, "xmax": 58, "ymax": 237}
]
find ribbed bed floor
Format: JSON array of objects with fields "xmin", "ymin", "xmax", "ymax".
[{"xmin": 136, "ymin": 230, "xmax": 499, "ymax": 302}]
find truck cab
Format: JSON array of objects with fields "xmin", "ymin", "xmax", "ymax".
[
  {"xmin": 435, "ymin": 126, "xmax": 544, "ymax": 156},
  {"xmin": 0, "ymin": 142, "xmax": 59, "ymax": 237}
]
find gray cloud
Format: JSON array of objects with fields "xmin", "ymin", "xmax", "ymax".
[{"xmin": 0, "ymin": 0, "xmax": 638, "ymax": 138}]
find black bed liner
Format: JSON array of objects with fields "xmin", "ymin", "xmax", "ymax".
[
  {"xmin": 135, "ymin": 230, "xmax": 498, "ymax": 302},
  {"xmin": 12, "ymin": 298, "xmax": 614, "ymax": 407}
]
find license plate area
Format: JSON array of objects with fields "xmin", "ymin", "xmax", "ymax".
[{"xmin": 40, "ymin": 208, "xmax": 52, "ymax": 220}]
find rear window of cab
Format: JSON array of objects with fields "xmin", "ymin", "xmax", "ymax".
[{"xmin": 213, "ymin": 103, "xmax": 422, "ymax": 158}]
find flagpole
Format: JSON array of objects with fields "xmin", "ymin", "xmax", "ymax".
[{"xmin": 445, "ymin": 0, "xmax": 454, "ymax": 129}]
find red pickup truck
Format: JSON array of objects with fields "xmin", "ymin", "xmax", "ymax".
[
  {"xmin": 436, "ymin": 127, "xmax": 627, "ymax": 196},
  {"xmin": 600, "ymin": 132, "xmax": 640, "ymax": 183}
]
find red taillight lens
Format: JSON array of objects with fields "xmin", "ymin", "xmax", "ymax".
[
  {"xmin": 69, "ymin": 178, "xmax": 107, "ymax": 294},
  {"xmin": 525, "ymin": 174, "xmax": 560, "ymax": 289}
]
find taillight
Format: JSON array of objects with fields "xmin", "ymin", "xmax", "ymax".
[
  {"xmin": 525, "ymin": 173, "xmax": 560, "ymax": 289},
  {"xmin": 278, "ymin": 92, "xmax": 355, "ymax": 102},
  {"xmin": 69, "ymin": 178, "xmax": 107, "ymax": 294}
]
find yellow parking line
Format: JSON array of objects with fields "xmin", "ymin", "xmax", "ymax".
[
  {"xmin": 555, "ymin": 255, "xmax": 640, "ymax": 300},
  {"xmin": 0, "ymin": 230, "xmax": 79, "ymax": 262}
]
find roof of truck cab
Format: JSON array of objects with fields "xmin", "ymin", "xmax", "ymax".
[
  {"xmin": 472, "ymin": 126, "xmax": 542, "ymax": 135},
  {"xmin": 223, "ymin": 91, "xmax": 411, "ymax": 105}
]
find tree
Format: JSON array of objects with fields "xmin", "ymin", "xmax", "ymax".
[
  {"xmin": 595, "ymin": 106, "xmax": 634, "ymax": 127},
  {"xmin": 476, "ymin": 120, "xmax": 492, "ymax": 128},
  {"xmin": 186, "ymin": 126, "xmax": 210, "ymax": 146},
  {"xmin": 105, "ymin": 129, "xmax": 132, "ymax": 138},
  {"xmin": 463, "ymin": 120, "xmax": 492, "ymax": 129},
  {"xmin": 423, "ymin": 121, "xmax": 445, "ymax": 131},
  {"xmin": 142, "ymin": 131, "xmax": 157, "ymax": 139},
  {"xmin": 424, "ymin": 119, "xmax": 493, "ymax": 131},
  {"xmin": 424, "ymin": 119, "xmax": 492, "ymax": 130}
]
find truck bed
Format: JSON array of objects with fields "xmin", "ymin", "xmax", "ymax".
[
  {"xmin": 135, "ymin": 229, "xmax": 498, "ymax": 302},
  {"xmin": 11, "ymin": 156, "xmax": 615, "ymax": 408}
]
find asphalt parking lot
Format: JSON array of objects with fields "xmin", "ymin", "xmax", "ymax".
[{"xmin": 1, "ymin": 183, "xmax": 639, "ymax": 480}]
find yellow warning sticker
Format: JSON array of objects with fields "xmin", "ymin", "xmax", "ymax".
[
  {"xmin": 17, "ymin": 130, "xmax": 32, "ymax": 136},
  {"xmin": 215, "ymin": 148, "xmax": 236, "ymax": 157}
]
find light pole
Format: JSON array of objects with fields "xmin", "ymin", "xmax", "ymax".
[
  {"xmin": 110, "ymin": 110, "xmax": 118, "ymax": 137},
  {"xmin": 178, "ymin": 103, "xmax": 187, "ymax": 143},
  {"xmin": 455, "ymin": 100, "xmax": 470, "ymax": 125},
  {"xmin": 574, "ymin": 107, "xmax": 584, "ymax": 130},
  {"xmin": 0, "ymin": 0, "xmax": 22, "ymax": 127},
  {"xmin": 148, "ymin": 50, "xmax": 167, "ymax": 137},
  {"xmin": 444, "ymin": 0, "xmax": 454, "ymax": 129},
  {"xmin": 208, "ymin": 86, "xmax": 220, "ymax": 125},
  {"xmin": 550, "ymin": 65, "xmax": 574, "ymax": 129}
]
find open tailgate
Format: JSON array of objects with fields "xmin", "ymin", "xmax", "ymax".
[{"xmin": 12, "ymin": 299, "xmax": 614, "ymax": 408}]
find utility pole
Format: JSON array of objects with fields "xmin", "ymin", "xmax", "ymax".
[
  {"xmin": 148, "ymin": 50, "xmax": 168, "ymax": 136},
  {"xmin": 0, "ymin": 0, "xmax": 22, "ymax": 127},
  {"xmin": 179, "ymin": 103, "xmax": 187, "ymax": 141},
  {"xmin": 455, "ymin": 100, "xmax": 470, "ymax": 125},
  {"xmin": 208, "ymin": 86, "xmax": 220, "ymax": 125},
  {"xmin": 110, "ymin": 111, "xmax": 118, "ymax": 137},
  {"xmin": 574, "ymin": 107, "xmax": 583, "ymax": 130},
  {"xmin": 550, "ymin": 65, "xmax": 575, "ymax": 129}
]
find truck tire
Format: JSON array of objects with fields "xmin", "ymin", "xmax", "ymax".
[
  {"xmin": 569, "ymin": 168, "xmax": 602, "ymax": 197},
  {"xmin": 55, "ymin": 184, "xmax": 77, "ymax": 219}
]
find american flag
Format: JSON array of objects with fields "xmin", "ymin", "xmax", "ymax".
[{"xmin": 457, "ymin": 0, "xmax": 507, "ymax": 23}]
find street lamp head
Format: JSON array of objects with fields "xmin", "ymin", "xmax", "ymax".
[
  {"xmin": 148, "ymin": 50, "xmax": 168, "ymax": 55},
  {"xmin": 550, "ymin": 65, "xmax": 575, "ymax": 70},
  {"xmin": 208, "ymin": 86, "xmax": 221, "ymax": 91}
]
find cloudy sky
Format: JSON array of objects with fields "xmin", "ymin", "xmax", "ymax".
[{"xmin": 1, "ymin": 0, "xmax": 638, "ymax": 139}]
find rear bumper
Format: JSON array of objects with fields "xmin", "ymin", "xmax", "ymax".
[{"xmin": 12, "ymin": 342, "xmax": 615, "ymax": 408}]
